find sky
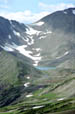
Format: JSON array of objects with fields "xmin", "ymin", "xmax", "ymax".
[{"xmin": 0, "ymin": 0, "xmax": 75, "ymax": 23}]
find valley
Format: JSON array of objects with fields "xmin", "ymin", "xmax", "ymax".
[{"xmin": 0, "ymin": 7, "xmax": 75, "ymax": 114}]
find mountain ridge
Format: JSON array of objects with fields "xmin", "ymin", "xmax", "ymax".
[{"xmin": 0, "ymin": 8, "xmax": 75, "ymax": 68}]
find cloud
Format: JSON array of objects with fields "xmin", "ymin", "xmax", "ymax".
[
  {"xmin": 0, "ymin": 0, "xmax": 9, "ymax": 9},
  {"xmin": 0, "ymin": 0, "xmax": 8, "ymax": 4},
  {"xmin": 39, "ymin": 2, "xmax": 75, "ymax": 13},
  {"xmin": 0, "ymin": 4, "xmax": 9, "ymax": 9},
  {"xmin": 0, "ymin": 10, "xmax": 50, "ymax": 23},
  {"xmin": 4, "ymin": 0, "xmax": 8, "ymax": 4},
  {"xmin": 0, "ymin": 2, "xmax": 75, "ymax": 23}
]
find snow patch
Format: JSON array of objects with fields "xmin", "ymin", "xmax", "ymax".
[
  {"xmin": 27, "ymin": 36, "xmax": 34, "ymax": 45},
  {"xmin": 72, "ymin": 10, "xmax": 75, "ymax": 15},
  {"xmin": 56, "ymin": 51, "xmax": 69, "ymax": 59},
  {"xmin": 63, "ymin": 11, "xmax": 67, "ymax": 14},
  {"xmin": 10, "ymin": 21, "xmax": 15, "ymax": 28},
  {"xmin": 57, "ymin": 98, "xmax": 64, "ymax": 101},
  {"xmin": 13, "ymin": 30, "xmax": 21, "ymax": 37},
  {"xmin": 35, "ymin": 21, "xmax": 44, "ymax": 26},
  {"xmin": 8, "ymin": 35, "xmax": 12, "ymax": 39},
  {"xmin": 64, "ymin": 51, "xmax": 69, "ymax": 55},
  {"xmin": 36, "ymin": 48, "xmax": 41, "ymax": 51},
  {"xmin": 33, "ymin": 105, "xmax": 44, "ymax": 109},
  {"xmin": 33, "ymin": 48, "xmax": 41, "ymax": 52},
  {"xmin": 23, "ymin": 35, "xmax": 34, "ymax": 46},
  {"xmin": 23, "ymin": 37, "xmax": 29, "ymax": 43},
  {"xmin": 1, "ymin": 45, "xmax": 14, "ymax": 52},
  {"xmin": 26, "ymin": 94, "xmax": 33, "ymax": 98},
  {"xmin": 33, "ymin": 61, "xmax": 39, "ymax": 66},
  {"xmin": 26, "ymin": 26, "xmax": 41, "ymax": 35},
  {"xmin": 27, "ymin": 77, "xmax": 30, "ymax": 79},
  {"xmin": 15, "ymin": 45, "xmax": 42, "ymax": 62},
  {"xmin": 43, "ymin": 30, "xmax": 52, "ymax": 35},
  {"xmin": 24, "ymin": 82, "xmax": 30, "ymax": 87},
  {"xmin": 15, "ymin": 45, "xmax": 33, "ymax": 57},
  {"xmin": 34, "ymin": 53, "xmax": 40, "ymax": 57}
]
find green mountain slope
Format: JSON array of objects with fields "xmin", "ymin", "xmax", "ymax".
[{"xmin": 0, "ymin": 50, "xmax": 42, "ymax": 107}]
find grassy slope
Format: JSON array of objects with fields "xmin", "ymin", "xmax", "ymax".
[
  {"xmin": 0, "ymin": 67, "xmax": 75, "ymax": 113},
  {"xmin": 0, "ymin": 97, "xmax": 75, "ymax": 114},
  {"xmin": 0, "ymin": 51, "xmax": 75, "ymax": 113},
  {"xmin": 0, "ymin": 51, "xmax": 19, "ymax": 85},
  {"xmin": 0, "ymin": 50, "xmax": 42, "ymax": 107}
]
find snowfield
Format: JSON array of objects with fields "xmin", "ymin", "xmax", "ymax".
[
  {"xmin": 1, "ymin": 42, "xmax": 42, "ymax": 66},
  {"xmin": 26, "ymin": 26, "xmax": 41, "ymax": 35},
  {"xmin": 35, "ymin": 21, "xmax": 44, "ymax": 26}
]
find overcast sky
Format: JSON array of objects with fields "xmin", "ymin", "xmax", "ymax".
[{"xmin": 0, "ymin": 0, "xmax": 75, "ymax": 23}]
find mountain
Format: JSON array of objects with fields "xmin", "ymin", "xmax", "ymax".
[
  {"xmin": 0, "ymin": 8, "xmax": 75, "ymax": 113},
  {"xmin": 31, "ymin": 7, "xmax": 75, "ymax": 68},
  {"xmin": 0, "ymin": 8, "xmax": 75, "ymax": 68}
]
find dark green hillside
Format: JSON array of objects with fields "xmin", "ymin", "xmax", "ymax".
[{"xmin": 0, "ymin": 50, "xmax": 42, "ymax": 107}]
